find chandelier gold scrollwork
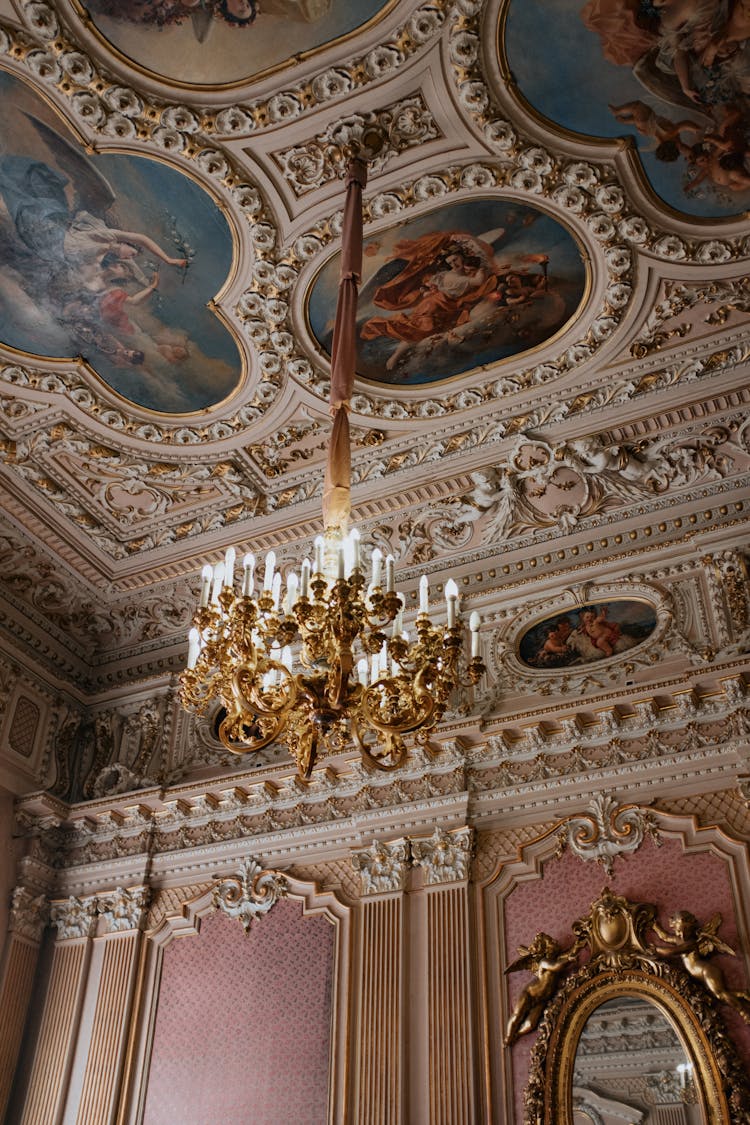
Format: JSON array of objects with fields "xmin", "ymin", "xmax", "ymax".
[
  {"xmin": 180, "ymin": 151, "xmax": 484, "ymax": 778},
  {"xmin": 180, "ymin": 538, "xmax": 484, "ymax": 778}
]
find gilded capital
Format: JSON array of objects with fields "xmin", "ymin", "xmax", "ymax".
[
  {"xmin": 97, "ymin": 886, "xmax": 150, "ymax": 933},
  {"xmin": 411, "ymin": 826, "xmax": 474, "ymax": 885},
  {"xmin": 352, "ymin": 838, "xmax": 409, "ymax": 895}
]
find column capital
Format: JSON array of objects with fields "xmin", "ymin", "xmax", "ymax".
[
  {"xmin": 411, "ymin": 826, "xmax": 474, "ymax": 885},
  {"xmin": 9, "ymin": 885, "xmax": 48, "ymax": 943},
  {"xmin": 49, "ymin": 895, "xmax": 99, "ymax": 940},
  {"xmin": 97, "ymin": 886, "xmax": 150, "ymax": 933},
  {"xmin": 352, "ymin": 838, "xmax": 409, "ymax": 896}
]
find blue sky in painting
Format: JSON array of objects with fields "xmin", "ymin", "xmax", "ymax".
[{"xmin": 505, "ymin": 0, "xmax": 748, "ymax": 219}]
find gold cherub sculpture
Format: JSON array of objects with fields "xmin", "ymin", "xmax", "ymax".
[
  {"xmin": 653, "ymin": 910, "xmax": 750, "ymax": 1023},
  {"xmin": 504, "ymin": 931, "xmax": 584, "ymax": 1046}
]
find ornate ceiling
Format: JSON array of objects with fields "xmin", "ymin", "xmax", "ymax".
[{"xmin": 0, "ymin": 0, "xmax": 748, "ymax": 805}]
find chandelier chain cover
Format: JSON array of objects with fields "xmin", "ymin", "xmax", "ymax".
[{"xmin": 180, "ymin": 148, "xmax": 484, "ymax": 778}]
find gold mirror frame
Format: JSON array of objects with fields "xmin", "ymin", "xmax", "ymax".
[{"xmin": 512, "ymin": 890, "xmax": 750, "ymax": 1124}]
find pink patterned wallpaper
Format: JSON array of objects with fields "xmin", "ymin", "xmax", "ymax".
[
  {"xmin": 503, "ymin": 835, "xmax": 750, "ymax": 1123},
  {"xmin": 143, "ymin": 899, "xmax": 334, "ymax": 1124}
]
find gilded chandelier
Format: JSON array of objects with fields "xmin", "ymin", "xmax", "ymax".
[{"xmin": 180, "ymin": 153, "xmax": 484, "ymax": 778}]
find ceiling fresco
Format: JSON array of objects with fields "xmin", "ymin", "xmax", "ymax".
[
  {"xmin": 75, "ymin": 0, "xmax": 394, "ymax": 87},
  {"xmin": 504, "ymin": 0, "xmax": 750, "ymax": 218},
  {"xmin": 307, "ymin": 198, "xmax": 588, "ymax": 386},
  {"xmin": 0, "ymin": 69, "xmax": 240, "ymax": 414},
  {"xmin": 0, "ymin": 0, "xmax": 747, "ymax": 803}
]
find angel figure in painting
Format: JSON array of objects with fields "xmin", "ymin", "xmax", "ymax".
[
  {"xmin": 653, "ymin": 910, "xmax": 750, "ymax": 1022},
  {"xmin": 504, "ymin": 931, "xmax": 584, "ymax": 1045}
]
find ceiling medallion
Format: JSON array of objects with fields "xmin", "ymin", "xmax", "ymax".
[{"xmin": 180, "ymin": 155, "xmax": 484, "ymax": 778}]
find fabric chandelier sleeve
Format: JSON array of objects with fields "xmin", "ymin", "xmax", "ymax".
[{"xmin": 322, "ymin": 156, "xmax": 367, "ymax": 534}]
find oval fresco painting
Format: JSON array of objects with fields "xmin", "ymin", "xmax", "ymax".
[
  {"xmin": 76, "ymin": 0, "xmax": 392, "ymax": 87},
  {"xmin": 518, "ymin": 600, "xmax": 658, "ymax": 670},
  {"xmin": 504, "ymin": 1, "xmax": 750, "ymax": 219},
  {"xmin": 307, "ymin": 198, "xmax": 587, "ymax": 387},
  {"xmin": 0, "ymin": 71, "xmax": 240, "ymax": 414}
]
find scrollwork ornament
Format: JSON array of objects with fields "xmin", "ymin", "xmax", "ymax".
[
  {"xmin": 9, "ymin": 885, "xmax": 48, "ymax": 943},
  {"xmin": 410, "ymin": 826, "xmax": 474, "ymax": 885},
  {"xmin": 556, "ymin": 795, "xmax": 661, "ymax": 876},
  {"xmin": 97, "ymin": 886, "xmax": 150, "ymax": 933},
  {"xmin": 49, "ymin": 895, "xmax": 98, "ymax": 940},
  {"xmin": 213, "ymin": 858, "xmax": 288, "ymax": 932},
  {"xmin": 351, "ymin": 838, "xmax": 409, "ymax": 895}
]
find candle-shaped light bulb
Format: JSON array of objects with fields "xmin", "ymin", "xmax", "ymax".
[
  {"xmin": 351, "ymin": 528, "xmax": 361, "ymax": 572},
  {"xmin": 357, "ymin": 658, "xmax": 369, "ymax": 686},
  {"xmin": 314, "ymin": 536, "xmax": 324, "ymax": 576},
  {"xmin": 385, "ymin": 554, "xmax": 395, "ymax": 593},
  {"xmin": 187, "ymin": 627, "xmax": 200, "ymax": 670},
  {"xmin": 419, "ymin": 574, "xmax": 429, "ymax": 614},
  {"xmin": 242, "ymin": 553, "xmax": 255, "ymax": 597},
  {"xmin": 211, "ymin": 562, "xmax": 225, "ymax": 604},
  {"xmin": 199, "ymin": 564, "xmax": 212, "ymax": 608},
  {"xmin": 263, "ymin": 550, "xmax": 276, "ymax": 591},
  {"xmin": 379, "ymin": 641, "xmax": 388, "ymax": 674},
  {"xmin": 271, "ymin": 571, "xmax": 282, "ymax": 610},
  {"xmin": 445, "ymin": 578, "xmax": 458, "ymax": 627},
  {"xmin": 300, "ymin": 558, "xmax": 311, "ymax": 599},
  {"xmin": 281, "ymin": 645, "xmax": 293, "ymax": 672},
  {"xmin": 370, "ymin": 654, "xmax": 379, "ymax": 684},
  {"xmin": 371, "ymin": 547, "xmax": 383, "ymax": 588},
  {"xmin": 286, "ymin": 572, "xmax": 299, "ymax": 612},
  {"xmin": 392, "ymin": 606, "xmax": 403, "ymax": 638},
  {"xmin": 224, "ymin": 546, "xmax": 235, "ymax": 588},
  {"xmin": 337, "ymin": 541, "xmax": 345, "ymax": 581},
  {"xmin": 470, "ymin": 610, "xmax": 481, "ymax": 657}
]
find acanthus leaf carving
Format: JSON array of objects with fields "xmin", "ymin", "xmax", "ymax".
[
  {"xmin": 212, "ymin": 857, "xmax": 287, "ymax": 932},
  {"xmin": 97, "ymin": 886, "xmax": 150, "ymax": 933},
  {"xmin": 411, "ymin": 826, "xmax": 474, "ymax": 884},
  {"xmin": 352, "ymin": 838, "xmax": 409, "ymax": 895},
  {"xmin": 49, "ymin": 894, "xmax": 99, "ymax": 940},
  {"xmin": 9, "ymin": 885, "xmax": 48, "ymax": 943},
  {"xmin": 556, "ymin": 795, "xmax": 661, "ymax": 876}
]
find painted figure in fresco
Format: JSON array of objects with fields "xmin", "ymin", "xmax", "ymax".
[
  {"xmin": 581, "ymin": 0, "xmax": 750, "ymax": 198},
  {"xmin": 654, "ymin": 910, "xmax": 750, "ymax": 1022},
  {"xmin": 504, "ymin": 932, "xmax": 584, "ymax": 1045},
  {"xmin": 523, "ymin": 603, "xmax": 649, "ymax": 668},
  {"xmin": 360, "ymin": 229, "xmax": 556, "ymax": 373},
  {"xmin": 578, "ymin": 606, "xmax": 622, "ymax": 656},
  {"xmin": 85, "ymin": 0, "xmax": 332, "ymax": 35}
]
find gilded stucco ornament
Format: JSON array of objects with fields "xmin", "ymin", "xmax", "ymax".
[
  {"xmin": 411, "ymin": 826, "xmax": 473, "ymax": 884},
  {"xmin": 9, "ymin": 885, "xmax": 48, "ymax": 943},
  {"xmin": 49, "ymin": 895, "xmax": 99, "ymax": 940},
  {"xmin": 555, "ymin": 795, "xmax": 661, "ymax": 876},
  {"xmin": 97, "ymin": 886, "xmax": 150, "ymax": 933},
  {"xmin": 512, "ymin": 890, "xmax": 750, "ymax": 1123},
  {"xmin": 213, "ymin": 857, "xmax": 288, "ymax": 932},
  {"xmin": 352, "ymin": 838, "xmax": 409, "ymax": 895},
  {"xmin": 631, "ymin": 277, "xmax": 750, "ymax": 358}
]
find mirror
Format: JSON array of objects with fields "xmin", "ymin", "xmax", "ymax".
[{"xmin": 573, "ymin": 997, "xmax": 702, "ymax": 1125}]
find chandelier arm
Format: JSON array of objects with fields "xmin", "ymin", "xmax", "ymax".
[
  {"xmin": 359, "ymin": 679, "xmax": 436, "ymax": 735},
  {"xmin": 230, "ymin": 660, "xmax": 298, "ymax": 719},
  {"xmin": 350, "ymin": 721, "xmax": 408, "ymax": 772},
  {"xmin": 218, "ymin": 707, "xmax": 287, "ymax": 755}
]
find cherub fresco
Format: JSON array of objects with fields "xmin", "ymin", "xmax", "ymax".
[
  {"xmin": 506, "ymin": 0, "xmax": 750, "ymax": 216},
  {"xmin": 518, "ymin": 600, "xmax": 656, "ymax": 669},
  {"xmin": 0, "ymin": 71, "xmax": 239, "ymax": 413},
  {"xmin": 308, "ymin": 200, "xmax": 586, "ymax": 386}
]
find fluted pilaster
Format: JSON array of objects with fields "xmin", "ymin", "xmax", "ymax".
[
  {"xmin": 0, "ymin": 886, "xmax": 47, "ymax": 1121},
  {"xmin": 352, "ymin": 839, "xmax": 408, "ymax": 1125},
  {"xmin": 412, "ymin": 828, "xmax": 475, "ymax": 1125},
  {"xmin": 19, "ymin": 896, "xmax": 98, "ymax": 1125}
]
